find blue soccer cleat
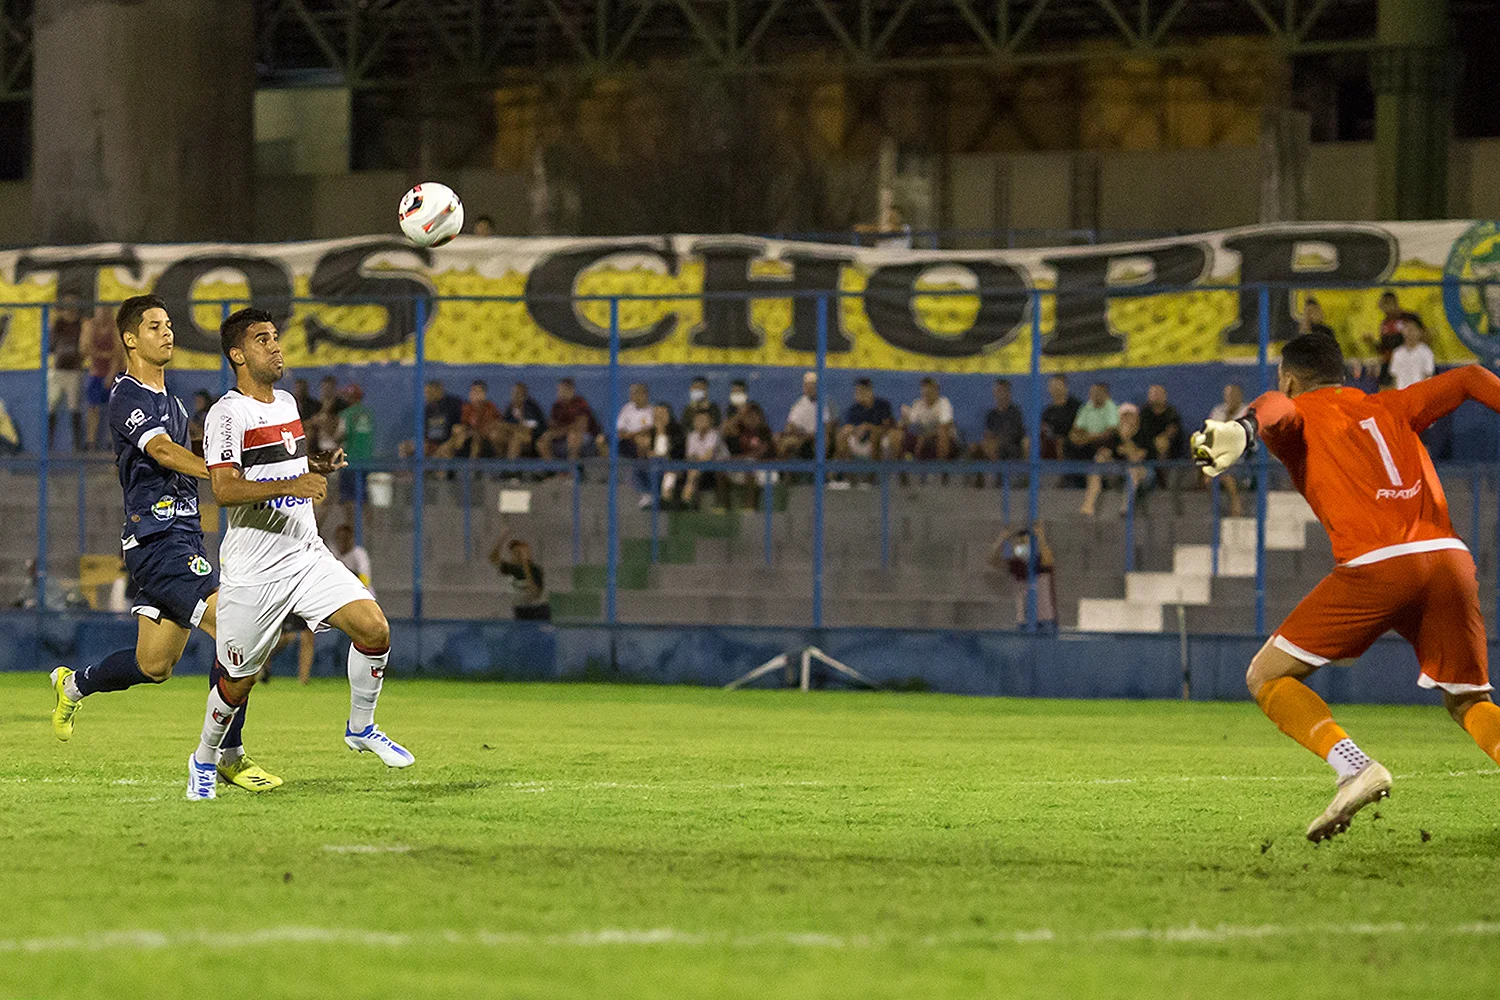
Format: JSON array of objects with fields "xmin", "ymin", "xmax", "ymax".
[
  {"xmin": 344, "ymin": 724, "xmax": 415, "ymax": 768},
  {"xmin": 185, "ymin": 754, "xmax": 218, "ymax": 801}
]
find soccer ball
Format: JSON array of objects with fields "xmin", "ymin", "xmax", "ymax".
[{"xmin": 398, "ymin": 182, "xmax": 464, "ymax": 248}]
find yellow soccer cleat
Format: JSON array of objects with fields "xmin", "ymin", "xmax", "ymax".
[
  {"xmin": 217, "ymin": 754, "xmax": 283, "ymax": 792},
  {"xmin": 49, "ymin": 667, "xmax": 81, "ymax": 742}
]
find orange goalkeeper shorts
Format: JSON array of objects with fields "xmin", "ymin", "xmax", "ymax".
[{"xmin": 1273, "ymin": 543, "xmax": 1491, "ymax": 694}]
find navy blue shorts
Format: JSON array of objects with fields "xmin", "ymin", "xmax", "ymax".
[{"xmin": 124, "ymin": 530, "xmax": 219, "ymax": 629}]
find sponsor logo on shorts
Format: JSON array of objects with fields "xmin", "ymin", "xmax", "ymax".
[
  {"xmin": 1376, "ymin": 481, "xmax": 1423, "ymax": 501},
  {"xmin": 125, "ymin": 408, "xmax": 147, "ymax": 432},
  {"xmin": 188, "ymin": 555, "xmax": 212, "ymax": 577},
  {"xmin": 225, "ymin": 644, "xmax": 244, "ymax": 668}
]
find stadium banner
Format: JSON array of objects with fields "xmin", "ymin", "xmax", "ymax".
[{"xmin": 0, "ymin": 220, "xmax": 1496, "ymax": 373}]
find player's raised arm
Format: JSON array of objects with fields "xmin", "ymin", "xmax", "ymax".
[
  {"xmin": 1390, "ymin": 364, "xmax": 1500, "ymax": 432},
  {"xmin": 143, "ymin": 434, "xmax": 209, "ymax": 481}
]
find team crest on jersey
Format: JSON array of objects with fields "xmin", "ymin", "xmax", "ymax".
[
  {"xmin": 152, "ymin": 496, "xmax": 176, "ymax": 521},
  {"xmin": 187, "ymin": 555, "xmax": 212, "ymax": 576},
  {"xmin": 282, "ymin": 430, "xmax": 296, "ymax": 453},
  {"xmin": 125, "ymin": 408, "xmax": 147, "ymax": 432}
]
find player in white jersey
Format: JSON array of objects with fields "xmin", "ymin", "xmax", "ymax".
[{"xmin": 185, "ymin": 308, "xmax": 413, "ymax": 800}]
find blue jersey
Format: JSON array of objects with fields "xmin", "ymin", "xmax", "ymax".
[{"xmin": 108, "ymin": 374, "xmax": 202, "ymax": 548}]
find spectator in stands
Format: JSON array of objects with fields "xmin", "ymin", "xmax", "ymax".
[
  {"xmin": 471, "ymin": 215, "xmax": 496, "ymax": 237},
  {"xmin": 0, "ymin": 396, "xmax": 22, "ymax": 455},
  {"xmin": 971, "ymin": 378, "xmax": 1026, "ymax": 482},
  {"xmin": 989, "ymin": 521, "xmax": 1057, "ymax": 632},
  {"xmin": 422, "ymin": 379, "xmax": 464, "ymax": 456},
  {"xmin": 1137, "ymin": 383, "xmax": 1184, "ymax": 490},
  {"xmin": 501, "ymin": 381, "xmax": 547, "ymax": 461},
  {"xmin": 49, "ymin": 295, "xmax": 84, "ymax": 449},
  {"xmin": 1300, "ymin": 296, "xmax": 1335, "ymax": 339},
  {"xmin": 1068, "ymin": 381, "xmax": 1119, "ymax": 465},
  {"xmin": 641, "ymin": 402, "xmax": 686, "ymax": 507},
  {"xmin": 316, "ymin": 524, "xmax": 375, "ymax": 683},
  {"xmin": 724, "ymin": 401, "xmax": 773, "ymax": 509},
  {"xmin": 682, "ymin": 408, "xmax": 728, "ymax": 509},
  {"xmin": 450, "ymin": 379, "xmax": 504, "ymax": 458},
  {"xmin": 491, "ymin": 531, "xmax": 549, "ymax": 621},
  {"xmin": 682, "ymin": 375, "xmax": 721, "ymax": 429},
  {"xmin": 1207, "ymin": 383, "xmax": 1248, "ymax": 517},
  {"xmin": 902, "ymin": 376, "xmax": 959, "ymax": 461},
  {"xmin": 777, "ymin": 371, "xmax": 830, "ymax": 459},
  {"xmin": 835, "ymin": 377, "xmax": 898, "ymax": 463},
  {"xmin": 81, "ymin": 304, "xmax": 122, "ymax": 450},
  {"xmin": 188, "ymin": 390, "xmax": 211, "ymax": 457},
  {"xmin": 338, "ymin": 384, "xmax": 375, "ymax": 519},
  {"xmin": 538, "ymin": 377, "xmax": 602, "ymax": 460},
  {"xmin": 1364, "ymin": 290, "xmax": 1408, "ymax": 388},
  {"xmin": 856, "ymin": 203, "xmax": 913, "ymax": 250},
  {"xmin": 308, "ymin": 375, "xmax": 345, "ymax": 461},
  {"xmin": 616, "ymin": 382, "xmax": 654, "ymax": 457},
  {"xmin": 1390, "ymin": 315, "xmax": 1436, "ymax": 390},
  {"xmin": 1041, "ymin": 374, "xmax": 1082, "ymax": 465},
  {"xmin": 1080, "ymin": 403, "xmax": 1147, "ymax": 517},
  {"xmin": 292, "ymin": 377, "xmax": 317, "ymax": 420},
  {"xmin": 726, "ymin": 379, "xmax": 752, "ymax": 421}
]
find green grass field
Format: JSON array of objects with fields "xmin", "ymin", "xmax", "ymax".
[{"xmin": 4, "ymin": 673, "xmax": 1500, "ymax": 999}]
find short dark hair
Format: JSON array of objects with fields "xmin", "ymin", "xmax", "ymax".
[
  {"xmin": 691, "ymin": 375, "xmax": 708, "ymax": 385},
  {"xmin": 730, "ymin": 379, "xmax": 747, "ymax": 390},
  {"xmin": 995, "ymin": 378, "xmax": 1010, "ymax": 388},
  {"xmin": 116, "ymin": 294, "xmax": 167, "ymax": 351},
  {"xmin": 220, "ymin": 307, "xmax": 274, "ymax": 365},
  {"xmin": 471, "ymin": 379, "xmax": 487, "ymax": 390},
  {"xmin": 1280, "ymin": 332, "xmax": 1345, "ymax": 386},
  {"xmin": 1049, "ymin": 374, "xmax": 1067, "ymax": 384},
  {"xmin": 854, "ymin": 377, "xmax": 872, "ymax": 388},
  {"xmin": 558, "ymin": 377, "xmax": 575, "ymax": 389},
  {"xmin": 1092, "ymin": 381, "xmax": 1109, "ymax": 391},
  {"xmin": 920, "ymin": 376, "xmax": 937, "ymax": 387},
  {"xmin": 1380, "ymin": 290, "xmax": 1397, "ymax": 301}
]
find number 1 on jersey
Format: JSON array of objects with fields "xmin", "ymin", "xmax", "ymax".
[{"xmin": 1358, "ymin": 417, "xmax": 1403, "ymax": 487}]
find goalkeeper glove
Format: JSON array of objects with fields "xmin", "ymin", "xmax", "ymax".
[{"xmin": 1190, "ymin": 417, "xmax": 1255, "ymax": 477}]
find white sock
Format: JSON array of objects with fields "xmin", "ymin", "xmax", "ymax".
[
  {"xmin": 348, "ymin": 642, "xmax": 388, "ymax": 732},
  {"xmin": 63, "ymin": 673, "xmax": 83, "ymax": 701},
  {"xmin": 1326, "ymin": 738, "xmax": 1372, "ymax": 781},
  {"xmin": 219, "ymin": 745, "xmax": 244, "ymax": 766},
  {"xmin": 195, "ymin": 687, "xmax": 242, "ymax": 766}
]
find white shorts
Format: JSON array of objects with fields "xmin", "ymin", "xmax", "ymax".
[
  {"xmin": 48, "ymin": 366, "xmax": 81, "ymax": 413},
  {"xmin": 215, "ymin": 553, "xmax": 374, "ymax": 678}
]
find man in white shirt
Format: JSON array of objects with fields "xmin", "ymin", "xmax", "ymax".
[
  {"xmin": 1389, "ymin": 316, "xmax": 1436, "ymax": 390},
  {"xmin": 902, "ymin": 376, "xmax": 959, "ymax": 460},
  {"xmin": 777, "ymin": 371, "xmax": 831, "ymax": 458},
  {"xmin": 614, "ymin": 382, "xmax": 654, "ymax": 456}
]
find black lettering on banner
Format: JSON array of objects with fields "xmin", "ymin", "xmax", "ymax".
[
  {"xmin": 525, "ymin": 242, "xmax": 681, "ymax": 350},
  {"xmin": 153, "ymin": 256, "xmax": 294, "ymax": 353},
  {"xmin": 777, "ymin": 252, "xmax": 856, "ymax": 354},
  {"xmin": 13, "ymin": 248, "xmax": 144, "ymax": 315},
  {"xmin": 691, "ymin": 239, "xmax": 775, "ymax": 349},
  {"xmin": 305, "ymin": 240, "xmax": 435, "ymax": 351},
  {"xmin": 862, "ymin": 261, "xmax": 1029, "ymax": 358},
  {"xmin": 1221, "ymin": 228, "xmax": 1395, "ymax": 345},
  {"xmin": 1041, "ymin": 244, "xmax": 1209, "ymax": 357}
]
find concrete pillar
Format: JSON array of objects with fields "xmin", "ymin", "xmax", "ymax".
[
  {"xmin": 31, "ymin": 0, "xmax": 255, "ymax": 244},
  {"xmin": 1259, "ymin": 60, "xmax": 1309, "ymax": 223},
  {"xmin": 1372, "ymin": 0, "xmax": 1452, "ymax": 220}
]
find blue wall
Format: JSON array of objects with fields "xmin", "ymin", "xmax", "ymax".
[
  {"xmin": 0, "ymin": 610, "xmax": 1456, "ymax": 706},
  {"xmin": 6, "ymin": 361, "xmax": 1499, "ymax": 460}
]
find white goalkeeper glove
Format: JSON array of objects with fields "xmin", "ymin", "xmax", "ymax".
[{"xmin": 1190, "ymin": 418, "xmax": 1251, "ymax": 477}]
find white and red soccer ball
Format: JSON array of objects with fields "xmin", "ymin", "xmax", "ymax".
[{"xmin": 398, "ymin": 182, "xmax": 465, "ymax": 248}]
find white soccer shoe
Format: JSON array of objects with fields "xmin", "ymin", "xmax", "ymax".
[
  {"xmin": 345, "ymin": 724, "xmax": 415, "ymax": 768},
  {"xmin": 186, "ymin": 754, "xmax": 218, "ymax": 801},
  {"xmin": 1306, "ymin": 761, "xmax": 1392, "ymax": 843}
]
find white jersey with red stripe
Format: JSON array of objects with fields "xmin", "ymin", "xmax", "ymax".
[{"xmin": 205, "ymin": 387, "xmax": 326, "ymax": 585}]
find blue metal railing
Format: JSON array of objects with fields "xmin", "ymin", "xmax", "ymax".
[{"xmin": 4, "ymin": 278, "xmax": 1499, "ymax": 641}]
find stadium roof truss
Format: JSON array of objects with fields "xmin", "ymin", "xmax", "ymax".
[{"xmin": 0, "ymin": 0, "xmax": 1422, "ymax": 98}]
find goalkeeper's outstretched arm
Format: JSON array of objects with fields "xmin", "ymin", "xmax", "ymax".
[{"xmin": 1190, "ymin": 392, "xmax": 1299, "ymax": 477}]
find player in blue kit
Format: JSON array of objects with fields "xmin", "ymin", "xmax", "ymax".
[{"xmin": 48, "ymin": 295, "xmax": 280, "ymax": 792}]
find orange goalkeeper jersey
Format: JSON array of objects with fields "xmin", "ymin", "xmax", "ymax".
[{"xmin": 1248, "ymin": 366, "xmax": 1500, "ymax": 566}]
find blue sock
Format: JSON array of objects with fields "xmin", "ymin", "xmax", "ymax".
[
  {"xmin": 74, "ymin": 648, "xmax": 154, "ymax": 696},
  {"xmin": 212, "ymin": 661, "xmax": 249, "ymax": 753}
]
